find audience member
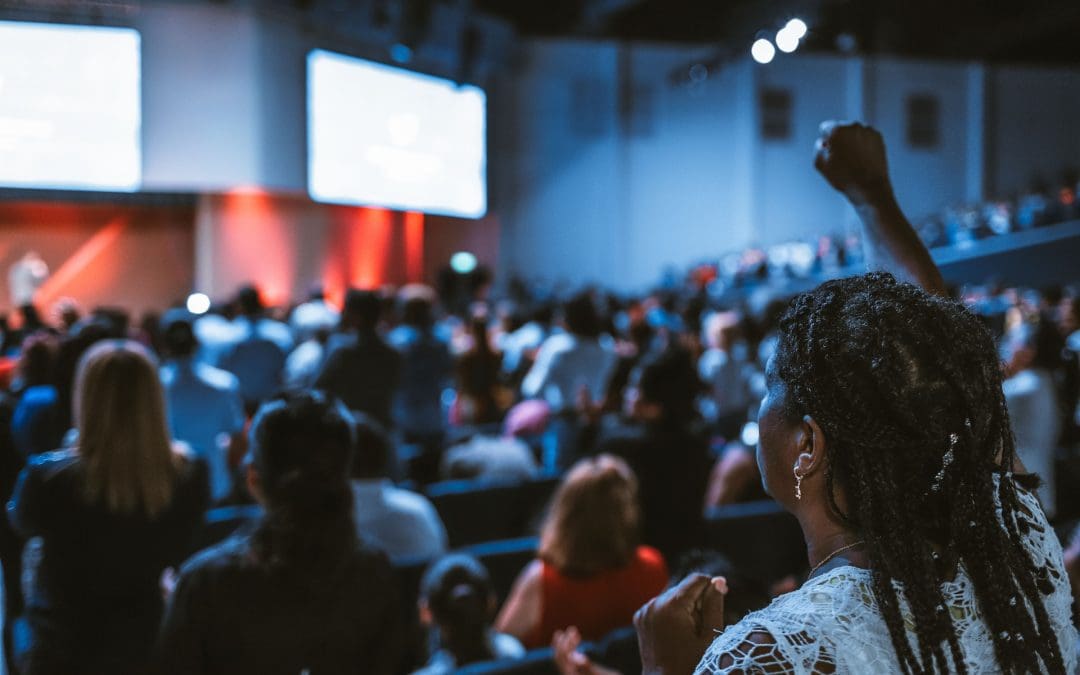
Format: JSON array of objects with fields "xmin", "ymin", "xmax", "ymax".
[
  {"xmin": 288, "ymin": 285, "xmax": 339, "ymax": 342},
  {"xmin": 9, "ymin": 340, "xmax": 209, "ymax": 675},
  {"xmin": 636, "ymin": 122, "xmax": 1075, "ymax": 674},
  {"xmin": 388, "ymin": 286, "xmax": 453, "ymax": 483},
  {"xmin": 8, "ymin": 334, "xmax": 63, "ymax": 458},
  {"xmin": 495, "ymin": 455, "xmax": 667, "ymax": 649},
  {"xmin": 156, "ymin": 392, "xmax": 404, "ymax": 674},
  {"xmin": 522, "ymin": 293, "xmax": 616, "ymax": 413},
  {"xmin": 314, "ymin": 289, "xmax": 401, "ymax": 427},
  {"xmin": 697, "ymin": 311, "xmax": 756, "ymax": 439},
  {"xmin": 159, "ymin": 313, "xmax": 247, "ymax": 503},
  {"xmin": 218, "ymin": 285, "xmax": 291, "ymax": 411},
  {"xmin": 350, "ymin": 414, "xmax": 447, "ymax": 560},
  {"xmin": 413, "ymin": 554, "xmax": 525, "ymax": 674},
  {"xmin": 451, "ymin": 313, "xmax": 504, "ymax": 426},
  {"xmin": 1002, "ymin": 313, "xmax": 1065, "ymax": 516},
  {"xmin": 591, "ymin": 347, "xmax": 712, "ymax": 561}
]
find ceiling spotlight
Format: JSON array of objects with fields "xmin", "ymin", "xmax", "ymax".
[
  {"xmin": 785, "ymin": 18, "xmax": 808, "ymax": 39},
  {"xmin": 751, "ymin": 38, "xmax": 776, "ymax": 64},
  {"xmin": 776, "ymin": 27, "xmax": 800, "ymax": 53}
]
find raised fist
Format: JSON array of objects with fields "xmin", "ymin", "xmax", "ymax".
[{"xmin": 813, "ymin": 121, "xmax": 893, "ymax": 204}]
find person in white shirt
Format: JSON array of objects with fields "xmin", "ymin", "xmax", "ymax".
[
  {"xmin": 350, "ymin": 413, "xmax": 448, "ymax": 560},
  {"xmin": 159, "ymin": 313, "xmax": 247, "ymax": 502},
  {"xmin": 522, "ymin": 293, "xmax": 617, "ymax": 413},
  {"xmin": 8, "ymin": 251, "xmax": 48, "ymax": 309},
  {"xmin": 697, "ymin": 311, "xmax": 756, "ymax": 439},
  {"xmin": 1002, "ymin": 315, "xmax": 1065, "ymax": 518}
]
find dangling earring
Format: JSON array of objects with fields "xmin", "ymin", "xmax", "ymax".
[{"xmin": 794, "ymin": 468, "xmax": 803, "ymax": 501}]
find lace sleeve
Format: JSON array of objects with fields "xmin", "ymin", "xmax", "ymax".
[{"xmin": 694, "ymin": 605, "xmax": 836, "ymax": 675}]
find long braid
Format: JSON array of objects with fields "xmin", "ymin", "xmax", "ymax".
[{"xmin": 774, "ymin": 272, "xmax": 1066, "ymax": 674}]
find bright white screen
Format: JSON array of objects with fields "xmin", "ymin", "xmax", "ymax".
[
  {"xmin": 0, "ymin": 21, "xmax": 141, "ymax": 191},
  {"xmin": 308, "ymin": 49, "xmax": 486, "ymax": 218}
]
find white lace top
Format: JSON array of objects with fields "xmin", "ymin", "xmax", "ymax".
[{"xmin": 696, "ymin": 481, "xmax": 1079, "ymax": 674}]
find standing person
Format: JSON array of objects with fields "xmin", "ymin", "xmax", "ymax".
[
  {"xmin": 219, "ymin": 285, "xmax": 291, "ymax": 412},
  {"xmin": 635, "ymin": 123, "xmax": 1076, "ymax": 674},
  {"xmin": 453, "ymin": 313, "xmax": 504, "ymax": 427},
  {"xmin": 314, "ymin": 289, "xmax": 401, "ymax": 429},
  {"xmin": 159, "ymin": 314, "xmax": 247, "ymax": 504},
  {"xmin": 156, "ymin": 392, "xmax": 405, "ymax": 674},
  {"xmin": 593, "ymin": 347, "xmax": 711, "ymax": 562},
  {"xmin": 388, "ymin": 286, "xmax": 453, "ymax": 483},
  {"xmin": 1001, "ymin": 314, "xmax": 1065, "ymax": 518},
  {"xmin": 8, "ymin": 340, "xmax": 209, "ymax": 675},
  {"xmin": 523, "ymin": 293, "xmax": 618, "ymax": 469}
]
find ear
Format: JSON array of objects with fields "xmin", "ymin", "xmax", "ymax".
[
  {"xmin": 418, "ymin": 600, "xmax": 433, "ymax": 626},
  {"xmin": 793, "ymin": 415, "xmax": 828, "ymax": 478}
]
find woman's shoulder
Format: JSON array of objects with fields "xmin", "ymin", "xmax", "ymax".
[{"xmin": 696, "ymin": 568, "xmax": 884, "ymax": 674}]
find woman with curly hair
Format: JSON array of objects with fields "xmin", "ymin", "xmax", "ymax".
[{"xmin": 633, "ymin": 123, "xmax": 1077, "ymax": 674}]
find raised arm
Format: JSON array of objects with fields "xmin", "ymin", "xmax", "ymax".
[{"xmin": 814, "ymin": 121, "xmax": 948, "ymax": 297}]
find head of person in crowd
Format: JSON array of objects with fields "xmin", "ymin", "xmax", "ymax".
[
  {"xmin": 399, "ymin": 285, "xmax": 437, "ymax": 330},
  {"xmin": 16, "ymin": 331, "xmax": 58, "ymax": 389},
  {"xmin": 562, "ymin": 292, "xmax": 602, "ymax": 341},
  {"xmin": 539, "ymin": 455, "xmax": 640, "ymax": 578},
  {"xmin": 760, "ymin": 271, "xmax": 1065, "ymax": 673},
  {"xmin": 160, "ymin": 314, "xmax": 199, "ymax": 360},
  {"xmin": 1002, "ymin": 312, "xmax": 1065, "ymax": 378},
  {"xmin": 52, "ymin": 297, "xmax": 81, "ymax": 333},
  {"xmin": 624, "ymin": 347, "xmax": 701, "ymax": 427},
  {"xmin": 74, "ymin": 340, "xmax": 181, "ymax": 517},
  {"xmin": 350, "ymin": 412, "xmax": 393, "ymax": 482},
  {"xmin": 1059, "ymin": 295, "xmax": 1080, "ymax": 337},
  {"xmin": 340, "ymin": 289, "xmax": 382, "ymax": 333},
  {"xmin": 235, "ymin": 284, "xmax": 265, "ymax": 319},
  {"xmin": 702, "ymin": 311, "xmax": 743, "ymax": 353},
  {"xmin": 419, "ymin": 554, "xmax": 503, "ymax": 666},
  {"xmin": 247, "ymin": 391, "xmax": 356, "ymax": 575}
]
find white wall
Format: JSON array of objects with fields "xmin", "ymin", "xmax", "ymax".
[
  {"xmin": 865, "ymin": 59, "xmax": 973, "ymax": 220},
  {"xmin": 139, "ymin": 3, "xmax": 263, "ymax": 190},
  {"xmin": 990, "ymin": 66, "xmax": 1080, "ymax": 195}
]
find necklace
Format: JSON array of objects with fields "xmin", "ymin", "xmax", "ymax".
[{"xmin": 808, "ymin": 540, "xmax": 866, "ymax": 578}]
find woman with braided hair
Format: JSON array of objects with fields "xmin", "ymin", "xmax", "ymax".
[{"xmin": 632, "ymin": 122, "xmax": 1078, "ymax": 674}]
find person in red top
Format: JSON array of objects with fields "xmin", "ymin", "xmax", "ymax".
[{"xmin": 495, "ymin": 454, "xmax": 668, "ymax": 648}]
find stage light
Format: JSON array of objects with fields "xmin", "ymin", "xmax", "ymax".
[
  {"xmin": 186, "ymin": 293, "xmax": 211, "ymax": 315},
  {"xmin": 751, "ymin": 38, "xmax": 775, "ymax": 64},
  {"xmin": 776, "ymin": 26, "xmax": 800, "ymax": 53},
  {"xmin": 450, "ymin": 251, "xmax": 478, "ymax": 274},
  {"xmin": 785, "ymin": 18, "xmax": 808, "ymax": 39}
]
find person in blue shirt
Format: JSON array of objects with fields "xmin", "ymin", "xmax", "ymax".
[
  {"xmin": 160, "ymin": 314, "xmax": 246, "ymax": 503},
  {"xmin": 387, "ymin": 286, "xmax": 453, "ymax": 484},
  {"xmin": 218, "ymin": 285, "xmax": 292, "ymax": 411}
]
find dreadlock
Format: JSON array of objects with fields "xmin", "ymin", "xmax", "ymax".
[{"xmin": 773, "ymin": 272, "xmax": 1065, "ymax": 674}]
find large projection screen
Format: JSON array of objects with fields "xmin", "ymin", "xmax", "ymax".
[
  {"xmin": 0, "ymin": 20, "xmax": 141, "ymax": 191},
  {"xmin": 308, "ymin": 49, "xmax": 487, "ymax": 218}
]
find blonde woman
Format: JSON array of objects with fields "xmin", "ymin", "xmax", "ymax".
[
  {"xmin": 8, "ymin": 340, "xmax": 208, "ymax": 675},
  {"xmin": 495, "ymin": 455, "xmax": 668, "ymax": 649}
]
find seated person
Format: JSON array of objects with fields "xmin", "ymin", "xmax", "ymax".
[
  {"xmin": 351, "ymin": 414, "xmax": 448, "ymax": 560},
  {"xmin": 156, "ymin": 392, "xmax": 404, "ymax": 674},
  {"xmin": 495, "ymin": 455, "xmax": 667, "ymax": 649},
  {"xmin": 413, "ymin": 554, "xmax": 525, "ymax": 674}
]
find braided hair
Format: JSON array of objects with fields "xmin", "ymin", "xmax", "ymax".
[{"xmin": 772, "ymin": 272, "xmax": 1064, "ymax": 674}]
